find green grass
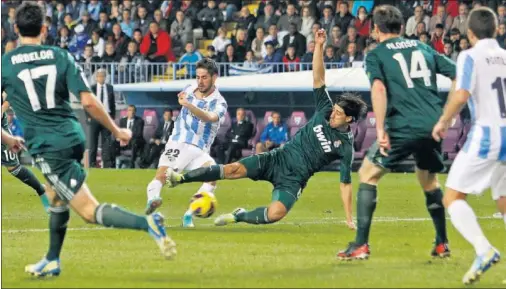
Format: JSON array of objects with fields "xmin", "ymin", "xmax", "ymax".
[{"xmin": 2, "ymin": 168, "xmax": 505, "ymax": 288}]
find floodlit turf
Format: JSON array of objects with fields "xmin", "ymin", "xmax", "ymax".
[{"xmin": 2, "ymin": 168, "xmax": 505, "ymax": 288}]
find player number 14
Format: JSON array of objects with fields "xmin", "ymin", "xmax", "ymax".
[
  {"xmin": 17, "ymin": 64, "xmax": 57, "ymax": 111},
  {"xmin": 393, "ymin": 51, "xmax": 431, "ymax": 88},
  {"xmin": 491, "ymin": 77, "xmax": 506, "ymax": 119}
]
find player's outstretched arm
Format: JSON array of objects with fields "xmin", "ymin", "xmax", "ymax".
[{"xmin": 313, "ymin": 29, "xmax": 326, "ymax": 89}]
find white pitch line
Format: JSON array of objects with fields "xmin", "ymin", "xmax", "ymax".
[{"xmin": 0, "ymin": 216, "xmax": 497, "ymax": 234}]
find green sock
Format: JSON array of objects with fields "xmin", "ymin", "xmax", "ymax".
[
  {"xmin": 235, "ymin": 207, "xmax": 272, "ymax": 224},
  {"xmin": 425, "ymin": 188, "xmax": 448, "ymax": 244},
  {"xmin": 355, "ymin": 183, "xmax": 378, "ymax": 245},
  {"xmin": 10, "ymin": 165, "xmax": 46, "ymax": 196},
  {"xmin": 95, "ymin": 203, "xmax": 149, "ymax": 231},
  {"xmin": 46, "ymin": 207, "xmax": 70, "ymax": 261},
  {"xmin": 182, "ymin": 165, "xmax": 224, "ymax": 183}
]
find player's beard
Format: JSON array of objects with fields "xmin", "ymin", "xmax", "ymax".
[{"xmin": 198, "ymin": 83, "xmax": 214, "ymax": 95}]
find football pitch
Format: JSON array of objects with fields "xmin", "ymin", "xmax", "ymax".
[{"xmin": 2, "ymin": 168, "xmax": 505, "ymax": 288}]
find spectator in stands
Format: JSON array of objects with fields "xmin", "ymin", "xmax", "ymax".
[
  {"xmin": 328, "ymin": 25, "xmax": 343, "ymax": 50},
  {"xmin": 255, "ymin": 4, "xmax": 279, "ymax": 31},
  {"xmin": 40, "ymin": 28, "xmax": 54, "ymax": 46},
  {"xmin": 497, "ymin": 23, "xmax": 506, "ymax": 49},
  {"xmin": 145, "ymin": 0, "xmax": 162, "ymax": 15},
  {"xmin": 301, "ymin": 41, "xmax": 315, "ymax": 70},
  {"xmin": 88, "ymin": 69, "xmax": 116, "ymax": 168},
  {"xmin": 111, "ymin": 23, "xmax": 131, "ymax": 58},
  {"xmin": 69, "ymin": 24, "xmax": 90, "ymax": 60},
  {"xmin": 340, "ymin": 42, "xmax": 363, "ymax": 65},
  {"xmin": 66, "ymin": 0, "xmax": 86, "ymax": 22},
  {"xmin": 53, "ymin": 2, "xmax": 66, "ymax": 28},
  {"xmin": 206, "ymin": 45, "xmax": 218, "ymax": 61},
  {"xmin": 132, "ymin": 29, "xmax": 143, "ymax": 46},
  {"xmin": 119, "ymin": 105, "xmax": 145, "ymax": 169},
  {"xmin": 102, "ymin": 41, "xmax": 120, "ymax": 63},
  {"xmin": 405, "ymin": 5, "xmax": 430, "ymax": 38},
  {"xmin": 278, "ymin": 3, "xmax": 302, "ymax": 32},
  {"xmin": 2, "ymin": 7, "xmax": 16, "ymax": 41},
  {"xmin": 243, "ymin": 50, "xmax": 259, "ymax": 68},
  {"xmin": 87, "ymin": 0, "xmax": 102, "ymax": 22},
  {"xmin": 451, "ymin": 3, "xmax": 469, "ymax": 36},
  {"xmin": 306, "ymin": 22, "xmax": 321, "ymax": 45},
  {"xmin": 443, "ymin": 41, "xmax": 458, "ymax": 62},
  {"xmin": 334, "ymin": 1, "xmax": 353, "ymax": 33},
  {"xmin": 220, "ymin": 107, "xmax": 254, "ymax": 164},
  {"xmin": 338, "ymin": 26, "xmax": 365, "ymax": 56},
  {"xmin": 45, "ymin": 16, "xmax": 57, "ymax": 40},
  {"xmin": 88, "ymin": 29, "xmax": 105, "ymax": 58},
  {"xmin": 139, "ymin": 109, "xmax": 174, "ymax": 169},
  {"xmin": 300, "ymin": 6, "xmax": 315, "ymax": 39},
  {"xmin": 212, "ymin": 27, "xmax": 231, "ymax": 55},
  {"xmin": 283, "ymin": 44, "xmax": 301, "ymax": 72},
  {"xmin": 140, "ymin": 21, "xmax": 175, "ymax": 67},
  {"xmin": 80, "ymin": 11, "xmax": 97, "ymax": 36},
  {"xmin": 170, "ymin": 10, "xmax": 193, "ymax": 56},
  {"xmin": 153, "ymin": 9, "xmax": 168, "ymax": 32},
  {"xmin": 179, "ymin": 42, "xmax": 203, "ymax": 78},
  {"xmin": 263, "ymin": 41, "xmax": 283, "ymax": 72},
  {"xmin": 198, "ymin": 0, "xmax": 223, "ymax": 39},
  {"xmin": 429, "ymin": 3, "xmax": 453, "ymax": 33},
  {"xmin": 448, "ymin": 28, "xmax": 461, "ymax": 51},
  {"xmin": 419, "ymin": 32, "xmax": 430, "ymax": 45},
  {"xmin": 251, "ymin": 27, "xmax": 265, "ymax": 60},
  {"xmin": 120, "ymin": 10, "xmax": 135, "ymax": 38},
  {"xmin": 63, "ymin": 14, "xmax": 76, "ymax": 36},
  {"xmin": 79, "ymin": 44, "xmax": 99, "ymax": 78},
  {"xmin": 354, "ymin": 6, "xmax": 371, "ymax": 38},
  {"xmin": 263, "ymin": 24, "xmax": 282, "ymax": 57},
  {"xmin": 431, "ymin": 23, "xmax": 445, "ymax": 54},
  {"xmin": 320, "ymin": 5, "xmax": 335, "ymax": 35},
  {"xmin": 219, "ymin": 44, "xmax": 238, "ymax": 76},
  {"xmin": 221, "ymin": 0, "xmax": 242, "ymax": 21},
  {"xmin": 363, "ymin": 40, "xmax": 377, "ymax": 57},
  {"xmin": 98, "ymin": 11, "xmax": 113, "ymax": 34},
  {"xmin": 106, "ymin": 0, "xmax": 121, "ymax": 23},
  {"xmin": 282, "ymin": 23, "xmax": 306, "ymax": 57},
  {"xmin": 236, "ymin": 6, "xmax": 256, "ymax": 41},
  {"xmin": 119, "ymin": 41, "xmax": 144, "ymax": 83},
  {"xmin": 134, "ymin": 5, "xmax": 153, "ymax": 35},
  {"xmin": 324, "ymin": 45, "xmax": 339, "ymax": 67},
  {"xmin": 6, "ymin": 110, "xmax": 22, "ymax": 137},
  {"xmin": 256, "ymin": 111, "xmax": 288, "ymax": 154},
  {"xmin": 459, "ymin": 37, "xmax": 470, "ymax": 53},
  {"xmin": 232, "ymin": 28, "xmax": 248, "ymax": 62},
  {"xmin": 498, "ymin": 4, "xmax": 505, "ymax": 24},
  {"xmin": 121, "ymin": 0, "xmax": 136, "ymax": 21}
]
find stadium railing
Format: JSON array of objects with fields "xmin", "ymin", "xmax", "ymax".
[{"xmin": 79, "ymin": 61, "xmax": 362, "ymax": 85}]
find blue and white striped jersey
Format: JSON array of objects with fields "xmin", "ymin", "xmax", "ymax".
[
  {"xmin": 456, "ymin": 39, "xmax": 506, "ymax": 161},
  {"xmin": 169, "ymin": 84, "xmax": 228, "ymax": 152}
]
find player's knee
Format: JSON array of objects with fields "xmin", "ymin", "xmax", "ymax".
[
  {"xmin": 6, "ymin": 164, "xmax": 20, "ymax": 173},
  {"xmin": 48, "ymin": 204, "xmax": 70, "ymax": 214},
  {"xmin": 442, "ymin": 189, "xmax": 466, "ymax": 208},
  {"xmin": 267, "ymin": 202, "xmax": 288, "ymax": 222},
  {"xmin": 155, "ymin": 167, "xmax": 168, "ymax": 183},
  {"xmin": 358, "ymin": 164, "xmax": 380, "ymax": 184}
]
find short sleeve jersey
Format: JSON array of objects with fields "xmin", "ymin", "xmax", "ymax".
[
  {"xmin": 282, "ymin": 86, "xmax": 354, "ymax": 183},
  {"xmin": 1, "ymin": 45, "xmax": 92, "ymax": 154},
  {"xmin": 365, "ymin": 37, "xmax": 456, "ymax": 137}
]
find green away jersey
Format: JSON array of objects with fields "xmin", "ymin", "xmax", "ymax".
[
  {"xmin": 1, "ymin": 45, "xmax": 92, "ymax": 154},
  {"xmin": 282, "ymin": 85, "xmax": 354, "ymax": 184},
  {"xmin": 365, "ymin": 37, "xmax": 456, "ymax": 137}
]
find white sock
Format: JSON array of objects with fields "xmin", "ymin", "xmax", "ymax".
[
  {"xmin": 147, "ymin": 179, "xmax": 163, "ymax": 201},
  {"xmin": 197, "ymin": 183, "xmax": 216, "ymax": 194},
  {"xmin": 503, "ymin": 214, "xmax": 506, "ymax": 227},
  {"xmin": 448, "ymin": 199, "xmax": 492, "ymax": 256}
]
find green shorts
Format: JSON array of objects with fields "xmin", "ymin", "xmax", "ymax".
[
  {"xmin": 366, "ymin": 136, "xmax": 444, "ymax": 173},
  {"xmin": 239, "ymin": 152, "xmax": 303, "ymax": 211},
  {"xmin": 33, "ymin": 143, "xmax": 87, "ymax": 202},
  {"xmin": 1, "ymin": 144, "xmax": 20, "ymax": 168}
]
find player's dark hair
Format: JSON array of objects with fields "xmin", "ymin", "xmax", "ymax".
[
  {"xmin": 15, "ymin": 2, "xmax": 44, "ymax": 38},
  {"xmin": 196, "ymin": 58, "xmax": 219, "ymax": 76},
  {"xmin": 335, "ymin": 93, "xmax": 367, "ymax": 123},
  {"xmin": 372, "ymin": 5, "xmax": 403, "ymax": 34},
  {"xmin": 468, "ymin": 7, "xmax": 497, "ymax": 39}
]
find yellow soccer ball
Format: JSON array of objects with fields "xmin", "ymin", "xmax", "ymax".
[{"xmin": 189, "ymin": 192, "xmax": 218, "ymax": 218}]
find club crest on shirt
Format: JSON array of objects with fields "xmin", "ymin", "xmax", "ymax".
[{"xmin": 334, "ymin": 140, "xmax": 341, "ymax": 148}]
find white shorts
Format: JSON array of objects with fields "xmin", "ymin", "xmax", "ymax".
[
  {"xmin": 158, "ymin": 141, "xmax": 215, "ymax": 172},
  {"xmin": 446, "ymin": 151, "xmax": 506, "ymax": 200}
]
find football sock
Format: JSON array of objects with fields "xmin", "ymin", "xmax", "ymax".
[
  {"xmin": 235, "ymin": 207, "xmax": 272, "ymax": 224},
  {"xmin": 448, "ymin": 199, "xmax": 491, "ymax": 256},
  {"xmin": 424, "ymin": 188, "xmax": 448, "ymax": 244},
  {"xmin": 95, "ymin": 203, "xmax": 149, "ymax": 231},
  {"xmin": 46, "ymin": 206, "xmax": 70, "ymax": 261},
  {"xmin": 147, "ymin": 179, "xmax": 163, "ymax": 201},
  {"xmin": 181, "ymin": 165, "xmax": 224, "ymax": 183},
  {"xmin": 355, "ymin": 183, "xmax": 377, "ymax": 245},
  {"xmin": 197, "ymin": 182, "xmax": 216, "ymax": 194},
  {"xmin": 10, "ymin": 165, "xmax": 46, "ymax": 196}
]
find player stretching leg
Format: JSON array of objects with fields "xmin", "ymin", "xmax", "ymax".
[
  {"xmin": 432, "ymin": 7, "xmax": 504, "ymax": 285},
  {"xmin": 145, "ymin": 59, "xmax": 228, "ymax": 228},
  {"xmin": 165, "ymin": 30, "xmax": 365, "ymax": 230},
  {"xmin": 2, "ymin": 3, "xmax": 176, "ymax": 277},
  {"xmin": 2, "ymin": 98, "xmax": 49, "ymax": 212},
  {"xmin": 338, "ymin": 5, "xmax": 457, "ymax": 260}
]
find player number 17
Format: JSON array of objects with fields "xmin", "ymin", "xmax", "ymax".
[
  {"xmin": 393, "ymin": 51, "xmax": 431, "ymax": 88},
  {"xmin": 17, "ymin": 65, "xmax": 57, "ymax": 111}
]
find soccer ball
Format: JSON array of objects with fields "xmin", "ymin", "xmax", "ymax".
[{"xmin": 189, "ymin": 192, "xmax": 218, "ymax": 218}]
